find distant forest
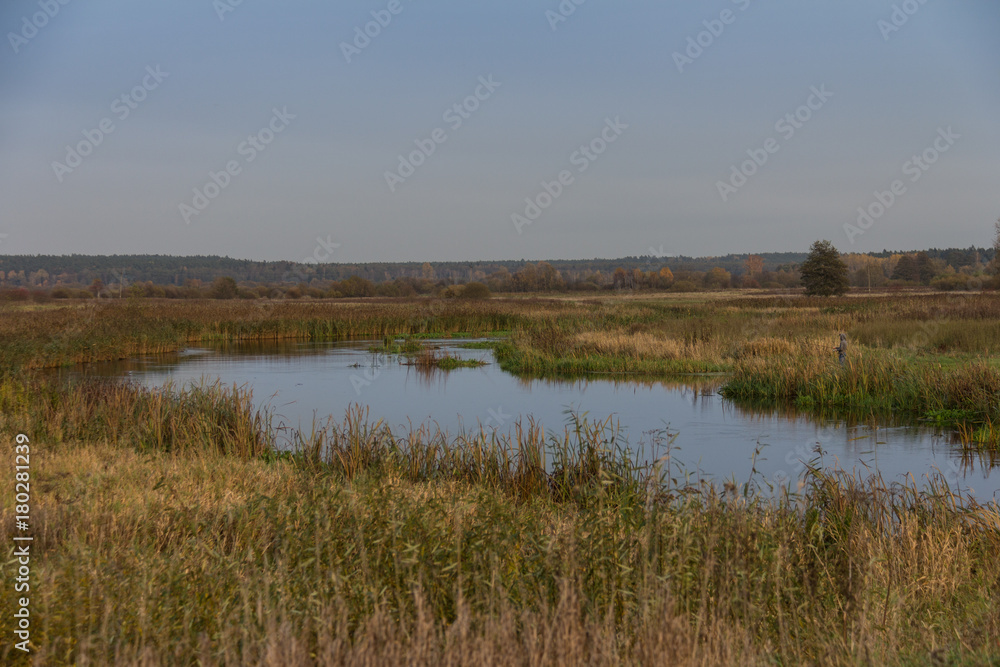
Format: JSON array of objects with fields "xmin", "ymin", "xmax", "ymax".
[{"xmin": 0, "ymin": 247, "xmax": 993, "ymax": 300}]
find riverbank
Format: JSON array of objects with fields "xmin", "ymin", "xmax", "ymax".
[
  {"xmin": 4, "ymin": 291, "xmax": 999, "ymax": 443},
  {"xmin": 2, "ymin": 378, "xmax": 999, "ymax": 664}
]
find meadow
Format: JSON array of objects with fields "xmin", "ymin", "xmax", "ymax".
[{"xmin": 2, "ymin": 289, "xmax": 1000, "ymax": 664}]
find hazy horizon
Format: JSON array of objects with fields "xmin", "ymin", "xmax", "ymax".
[{"xmin": 2, "ymin": 1, "xmax": 998, "ymax": 264}]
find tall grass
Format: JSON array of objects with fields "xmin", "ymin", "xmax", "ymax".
[
  {"xmin": 4, "ymin": 293, "xmax": 1000, "ymax": 662},
  {"xmin": 289, "ymin": 406, "xmax": 652, "ymax": 505},
  {"xmin": 0, "ymin": 376, "xmax": 272, "ymax": 458},
  {"xmin": 3, "ymin": 376, "xmax": 1000, "ymax": 664},
  {"xmin": 5, "ymin": 292, "xmax": 999, "ymax": 375},
  {"xmin": 721, "ymin": 350, "xmax": 1000, "ymax": 448},
  {"xmin": 0, "ymin": 299, "xmax": 562, "ymax": 370}
]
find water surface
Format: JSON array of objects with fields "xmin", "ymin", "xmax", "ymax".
[{"xmin": 77, "ymin": 339, "xmax": 1000, "ymax": 500}]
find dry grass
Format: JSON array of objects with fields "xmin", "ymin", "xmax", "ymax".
[
  {"xmin": 573, "ymin": 331, "xmax": 699, "ymax": 360},
  {"xmin": 4, "ymin": 291, "xmax": 999, "ymax": 372},
  {"xmin": 573, "ymin": 330, "xmax": 813, "ymax": 363},
  {"xmin": 4, "ymin": 422, "xmax": 1000, "ymax": 664},
  {"xmin": 1, "ymin": 377, "xmax": 1000, "ymax": 664},
  {"xmin": 3, "ymin": 292, "xmax": 1000, "ymax": 663}
]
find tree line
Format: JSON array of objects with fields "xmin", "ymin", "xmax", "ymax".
[{"xmin": 0, "ymin": 244, "xmax": 995, "ymax": 301}]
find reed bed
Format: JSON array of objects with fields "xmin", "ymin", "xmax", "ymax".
[
  {"xmin": 0, "ymin": 299, "xmax": 566, "ymax": 371},
  {"xmin": 721, "ymin": 350, "xmax": 1000, "ymax": 433},
  {"xmin": 3, "ymin": 292, "xmax": 1000, "ymax": 663},
  {"xmin": 4, "ymin": 291, "xmax": 998, "ymax": 374},
  {"xmin": 0, "ymin": 376, "xmax": 272, "ymax": 458},
  {"xmin": 2, "ymin": 377, "xmax": 1000, "ymax": 664},
  {"xmin": 7, "ymin": 291, "xmax": 998, "ymax": 447}
]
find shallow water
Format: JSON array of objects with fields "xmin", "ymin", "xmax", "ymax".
[{"xmin": 76, "ymin": 339, "xmax": 1000, "ymax": 500}]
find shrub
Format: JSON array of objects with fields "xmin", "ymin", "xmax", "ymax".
[
  {"xmin": 932, "ymin": 274, "xmax": 972, "ymax": 291},
  {"xmin": 670, "ymin": 280, "xmax": 699, "ymax": 293},
  {"xmin": 211, "ymin": 276, "xmax": 239, "ymax": 299},
  {"xmin": 460, "ymin": 281, "xmax": 491, "ymax": 300},
  {"xmin": 29, "ymin": 289, "xmax": 52, "ymax": 303},
  {"xmin": 339, "ymin": 276, "xmax": 375, "ymax": 298},
  {"xmin": 1, "ymin": 288, "xmax": 30, "ymax": 302}
]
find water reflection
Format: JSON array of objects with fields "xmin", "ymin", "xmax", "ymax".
[{"xmin": 65, "ymin": 338, "xmax": 1000, "ymax": 500}]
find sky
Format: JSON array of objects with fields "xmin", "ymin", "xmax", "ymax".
[{"xmin": 1, "ymin": 0, "xmax": 998, "ymax": 263}]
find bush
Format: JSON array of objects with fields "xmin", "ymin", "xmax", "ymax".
[
  {"xmin": 932, "ymin": 275, "xmax": 973, "ymax": 291},
  {"xmin": 670, "ymin": 280, "xmax": 700, "ymax": 293},
  {"xmin": 211, "ymin": 276, "xmax": 239, "ymax": 299},
  {"xmin": 703, "ymin": 267, "xmax": 732, "ymax": 289},
  {"xmin": 376, "ymin": 280, "xmax": 418, "ymax": 298},
  {"xmin": 460, "ymin": 282, "xmax": 491, "ymax": 300},
  {"xmin": 29, "ymin": 289, "xmax": 51, "ymax": 303},
  {"xmin": 339, "ymin": 276, "xmax": 375, "ymax": 298},
  {"xmin": 1, "ymin": 288, "xmax": 30, "ymax": 302}
]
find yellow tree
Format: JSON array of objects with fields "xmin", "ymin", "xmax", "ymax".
[{"xmin": 658, "ymin": 266, "xmax": 674, "ymax": 288}]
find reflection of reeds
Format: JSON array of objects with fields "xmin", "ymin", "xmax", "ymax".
[
  {"xmin": 957, "ymin": 417, "xmax": 1000, "ymax": 450},
  {"xmin": 722, "ymin": 349, "xmax": 1000, "ymax": 423},
  {"xmin": 8, "ymin": 292, "xmax": 1000, "ymax": 377},
  {"xmin": 8, "ymin": 292, "xmax": 1000, "ymax": 452},
  {"xmin": 6, "ymin": 376, "xmax": 1000, "ymax": 663},
  {"xmin": 368, "ymin": 336, "xmax": 422, "ymax": 355},
  {"xmin": 0, "ymin": 298, "xmax": 550, "ymax": 370},
  {"xmin": 289, "ymin": 406, "xmax": 656, "ymax": 504},
  {"xmin": 401, "ymin": 347, "xmax": 486, "ymax": 370}
]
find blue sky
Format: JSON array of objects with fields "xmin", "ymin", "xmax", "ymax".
[{"xmin": 1, "ymin": 0, "xmax": 997, "ymax": 262}]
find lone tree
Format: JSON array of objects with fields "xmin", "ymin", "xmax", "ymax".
[{"xmin": 800, "ymin": 240, "xmax": 849, "ymax": 296}]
